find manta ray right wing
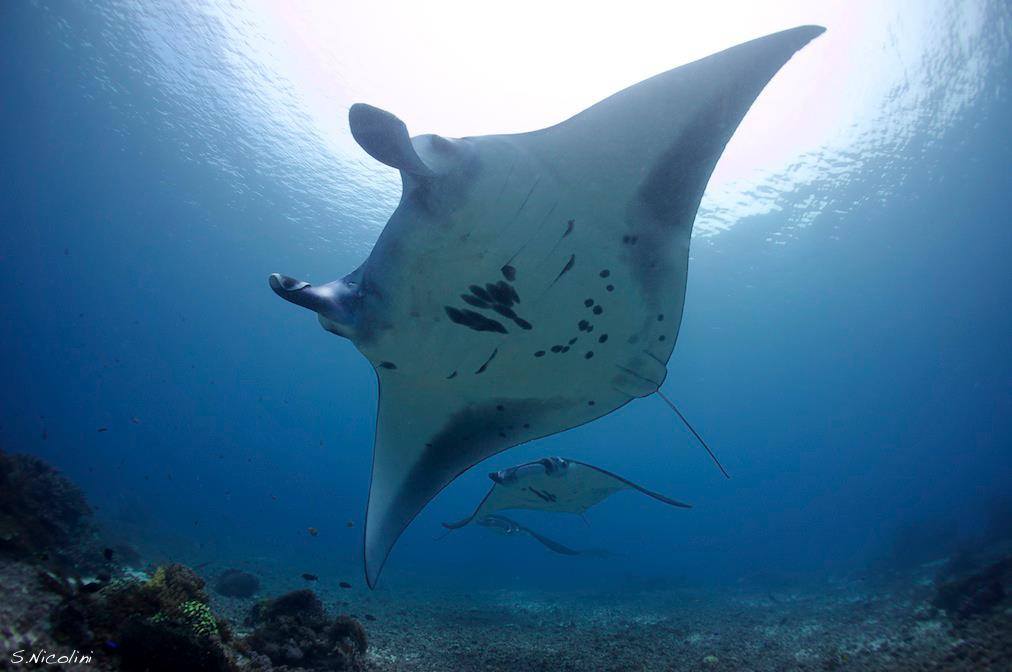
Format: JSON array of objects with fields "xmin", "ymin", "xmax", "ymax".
[{"xmin": 567, "ymin": 460, "xmax": 693, "ymax": 509}]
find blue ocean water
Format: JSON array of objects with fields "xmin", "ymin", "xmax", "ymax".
[{"xmin": 1, "ymin": 0, "xmax": 1010, "ymax": 602}]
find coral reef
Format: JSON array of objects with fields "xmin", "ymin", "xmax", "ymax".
[
  {"xmin": 0, "ymin": 449, "xmax": 372, "ymax": 671},
  {"xmin": 245, "ymin": 589, "xmax": 367, "ymax": 671},
  {"xmin": 43, "ymin": 563, "xmax": 243, "ymax": 670},
  {"xmin": 0, "ymin": 448, "xmax": 99, "ymax": 568},
  {"xmin": 934, "ymin": 554, "xmax": 1011, "ymax": 619},
  {"xmin": 214, "ymin": 568, "xmax": 261, "ymax": 599},
  {"xmin": 118, "ymin": 614, "xmax": 237, "ymax": 672}
]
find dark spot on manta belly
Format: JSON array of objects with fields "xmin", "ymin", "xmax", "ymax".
[
  {"xmin": 534, "ymin": 350, "xmax": 546, "ymax": 357},
  {"xmin": 492, "ymin": 304, "xmax": 518, "ymax": 319},
  {"xmin": 592, "ymin": 305, "xmax": 603, "ymax": 315},
  {"xmin": 658, "ymin": 335, "xmax": 666, "ymax": 342},
  {"xmin": 501, "ymin": 264, "xmax": 516, "ymax": 281},
  {"xmin": 563, "ymin": 219, "xmax": 575, "ymax": 237},
  {"xmin": 447, "ymin": 370, "xmax": 458, "ymax": 379},
  {"xmin": 444, "ymin": 306, "xmax": 508, "ymax": 334},
  {"xmin": 568, "ymin": 337, "xmax": 577, "ymax": 345},
  {"xmin": 585, "ymin": 351, "xmax": 594, "ymax": 359},
  {"xmin": 578, "ymin": 319, "xmax": 590, "ymax": 331},
  {"xmin": 490, "ymin": 304, "xmax": 532, "ymax": 330},
  {"xmin": 378, "ymin": 361, "xmax": 397, "ymax": 369},
  {"xmin": 552, "ymin": 254, "xmax": 576, "ymax": 284},
  {"xmin": 584, "ymin": 298, "xmax": 594, "ymax": 307},
  {"xmin": 588, "ymin": 400, "xmax": 596, "ymax": 406},
  {"xmin": 599, "ymin": 269, "xmax": 610, "ymax": 278},
  {"xmin": 606, "ymin": 284, "xmax": 614, "ymax": 292},
  {"xmin": 454, "ymin": 279, "xmax": 530, "ymax": 330},
  {"xmin": 475, "ymin": 348, "xmax": 499, "ymax": 374},
  {"xmin": 657, "ymin": 314, "xmax": 665, "ymax": 321},
  {"xmin": 598, "ymin": 334, "xmax": 608, "ymax": 343},
  {"xmin": 487, "ymin": 281, "xmax": 514, "ymax": 306},
  {"xmin": 470, "ymin": 285, "xmax": 492, "ymax": 302}
]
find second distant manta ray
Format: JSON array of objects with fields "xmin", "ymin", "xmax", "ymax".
[
  {"xmin": 443, "ymin": 457, "xmax": 690, "ymax": 530},
  {"xmin": 475, "ymin": 514, "xmax": 604, "ymax": 557},
  {"xmin": 268, "ymin": 26, "xmax": 825, "ymax": 587}
]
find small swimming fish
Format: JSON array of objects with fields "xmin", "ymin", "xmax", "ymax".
[
  {"xmin": 346, "ymin": 520, "xmax": 355, "ymax": 528},
  {"xmin": 302, "ymin": 573, "xmax": 318, "ymax": 582},
  {"xmin": 97, "ymin": 427, "xmax": 108, "ymax": 433},
  {"xmin": 307, "ymin": 527, "xmax": 318, "ymax": 537},
  {"xmin": 339, "ymin": 581, "xmax": 351, "ymax": 589},
  {"xmin": 131, "ymin": 417, "xmax": 141, "ymax": 424},
  {"xmin": 102, "ymin": 548, "xmax": 114, "ymax": 561}
]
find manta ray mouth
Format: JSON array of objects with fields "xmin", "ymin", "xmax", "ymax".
[{"xmin": 269, "ymin": 273, "xmax": 311, "ymax": 294}]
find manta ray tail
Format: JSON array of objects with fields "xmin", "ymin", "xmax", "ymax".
[{"xmin": 657, "ymin": 390, "xmax": 730, "ymax": 479}]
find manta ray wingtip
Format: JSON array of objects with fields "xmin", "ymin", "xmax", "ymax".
[{"xmin": 787, "ymin": 24, "xmax": 827, "ymax": 46}]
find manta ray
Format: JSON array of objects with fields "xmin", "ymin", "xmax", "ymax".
[
  {"xmin": 269, "ymin": 26, "xmax": 825, "ymax": 587},
  {"xmin": 442, "ymin": 457, "xmax": 690, "ymax": 530},
  {"xmin": 474, "ymin": 514, "xmax": 606, "ymax": 557}
]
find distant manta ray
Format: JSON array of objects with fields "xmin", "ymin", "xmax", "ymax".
[
  {"xmin": 442, "ymin": 457, "xmax": 691, "ymax": 530},
  {"xmin": 268, "ymin": 26, "xmax": 825, "ymax": 587},
  {"xmin": 475, "ymin": 514, "xmax": 608, "ymax": 557}
]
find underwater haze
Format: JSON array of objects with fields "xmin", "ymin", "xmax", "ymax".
[{"xmin": 1, "ymin": 1, "xmax": 1011, "ymax": 669}]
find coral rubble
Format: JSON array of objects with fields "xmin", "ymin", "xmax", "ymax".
[{"xmin": 245, "ymin": 589, "xmax": 367, "ymax": 671}]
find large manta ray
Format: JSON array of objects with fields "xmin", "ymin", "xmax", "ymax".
[
  {"xmin": 269, "ymin": 26, "xmax": 825, "ymax": 587},
  {"xmin": 442, "ymin": 457, "xmax": 691, "ymax": 530}
]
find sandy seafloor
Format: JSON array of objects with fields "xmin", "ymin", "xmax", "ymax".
[{"xmin": 207, "ymin": 573, "xmax": 1010, "ymax": 671}]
